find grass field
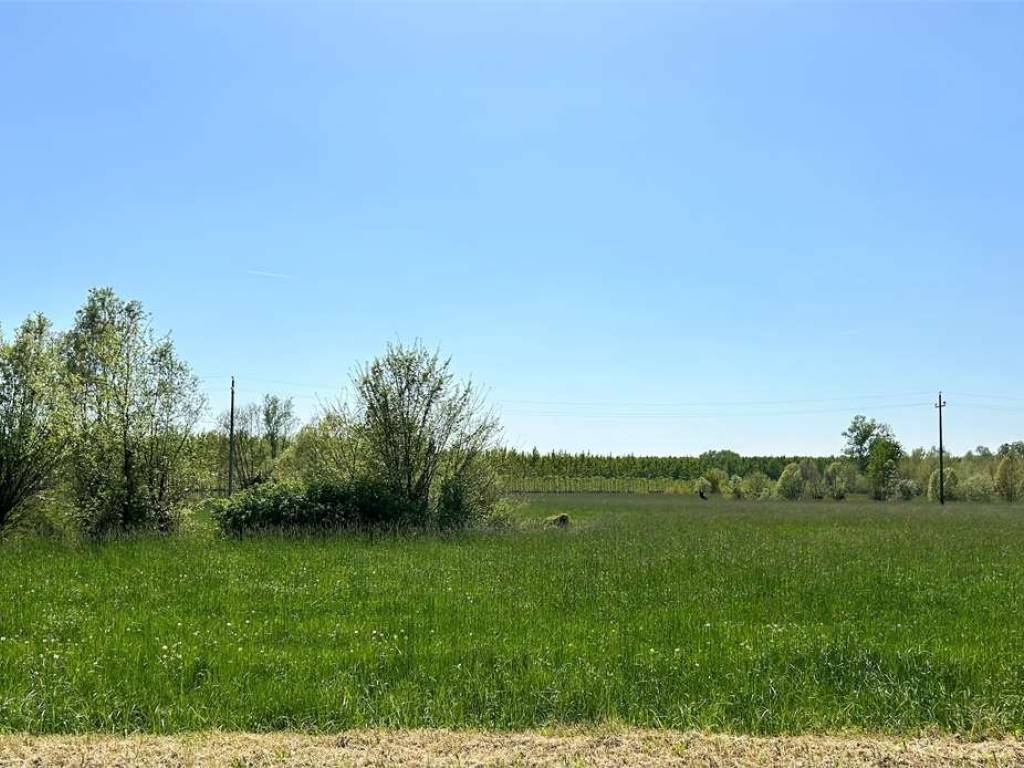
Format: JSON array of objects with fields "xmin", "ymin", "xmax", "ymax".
[{"xmin": 2, "ymin": 494, "xmax": 1024, "ymax": 736}]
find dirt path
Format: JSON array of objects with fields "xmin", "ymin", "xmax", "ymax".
[{"xmin": 2, "ymin": 730, "xmax": 1024, "ymax": 767}]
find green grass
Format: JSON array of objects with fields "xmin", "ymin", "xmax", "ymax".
[{"xmin": 2, "ymin": 494, "xmax": 1024, "ymax": 735}]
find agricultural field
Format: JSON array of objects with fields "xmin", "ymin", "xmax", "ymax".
[{"xmin": 3, "ymin": 493, "xmax": 1024, "ymax": 738}]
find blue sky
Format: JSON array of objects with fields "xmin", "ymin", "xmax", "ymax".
[{"xmin": 2, "ymin": 3, "xmax": 1022, "ymax": 456}]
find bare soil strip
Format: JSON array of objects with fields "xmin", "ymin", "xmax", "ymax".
[{"xmin": 2, "ymin": 730, "xmax": 1024, "ymax": 767}]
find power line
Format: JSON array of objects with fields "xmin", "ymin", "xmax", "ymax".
[{"xmin": 500, "ymin": 401, "xmax": 934, "ymax": 419}]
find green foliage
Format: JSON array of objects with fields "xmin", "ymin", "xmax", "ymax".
[
  {"xmin": 867, "ymin": 437, "xmax": 903, "ymax": 501},
  {"xmin": 727, "ymin": 475, "xmax": 744, "ymax": 499},
  {"xmin": 0, "ymin": 315, "xmax": 70, "ymax": 532},
  {"xmin": 704, "ymin": 468, "xmax": 728, "ymax": 494},
  {"xmin": 887, "ymin": 478, "xmax": 919, "ymax": 502},
  {"xmin": 842, "ymin": 415, "xmax": 894, "ymax": 472},
  {"xmin": 961, "ymin": 474, "xmax": 994, "ymax": 502},
  {"xmin": 798, "ymin": 458, "xmax": 823, "ymax": 499},
  {"xmin": 740, "ymin": 471, "xmax": 770, "ymax": 499},
  {"xmin": 352, "ymin": 342, "xmax": 499, "ymax": 525},
  {"xmin": 824, "ymin": 460, "xmax": 855, "ymax": 500},
  {"xmin": 210, "ymin": 479, "xmax": 417, "ymax": 535},
  {"xmin": 928, "ymin": 467, "xmax": 960, "ymax": 502},
  {"xmin": 775, "ymin": 463, "xmax": 804, "ymax": 500},
  {"xmin": 692, "ymin": 476, "xmax": 711, "ymax": 497},
  {"xmin": 493, "ymin": 448, "xmax": 826, "ymax": 485},
  {"xmin": 63, "ymin": 288, "xmax": 204, "ymax": 535},
  {"xmin": 995, "ymin": 456, "xmax": 1021, "ymax": 502}
]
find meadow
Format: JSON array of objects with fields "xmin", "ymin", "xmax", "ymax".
[{"xmin": 2, "ymin": 494, "xmax": 1024, "ymax": 736}]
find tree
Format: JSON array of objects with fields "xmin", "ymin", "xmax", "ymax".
[
  {"xmin": 0, "ymin": 315, "xmax": 70, "ymax": 532},
  {"xmin": 842, "ymin": 415, "xmax": 894, "ymax": 472},
  {"xmin": 741, "ymin": 471, "xmax": 770, "ymax": 499},
  {"xmin": 704, "ymin": 467, "xmax": 728, "ymax": 494},
  {"xmin": 995, "ymin": 455, "xmax": 1020, "ymax": 502},
  {"xmin": 866, "ymin": 436, "xmax": 903, "ymax": 500},
  {"xmin": 775, "ymin": 463, "xmax": 804, "ymax": 500},
  {"xmin": 262, "ymin": 394, "xmax": 296, "ymax": 460},
  {"xmin": 824, "ymin": 460, "xmax": 854, "ymax": 499},
  {"xmin": 928, "ymin": 467, "xmax": 959, "ymax": 502},
  {"xmin": 63, "ymin": 289, "xmax": 205, "ymax": 534},
  {"xmin": 353, "ymin": 341, "xmax": 500, "ymax": 526}
]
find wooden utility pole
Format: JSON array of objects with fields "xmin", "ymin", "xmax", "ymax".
[
  {"xmin": 936, "ymin": 391, "xmax": 947, "ymax": 504},
  {"xmin": 227, "ymin": 376, "xmax": 236, "ymax": 497}
]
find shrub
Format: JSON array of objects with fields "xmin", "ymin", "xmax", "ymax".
[
  {"xmin": 961, "ymin": 473, "xmax": 995, "ymax": 502},
  {"xmin": 867, "ymin": 438, "xmax": 903, "ymax": 500},
  {"xmin": 692, "ymin": 477, "xmax": 712, "ymax": 497},
  {"xmin": 825, "ymin": 461, "xmax": 854, "ymax": 499},
  {"xmin": 741, "ymin": 471, "xmax": 770, "ymax": 499},
  {"xmin": 887, "ymin": 478, "xmax": 919, "ymax": 502},
  {"xmin": 995, "ymin": 456, "xmax": 1021, "ymax": 502},
  {"xmin": 352, "ymin": 342, "xmax": 500, "ymax": 524},
  {"xmin": 775, "ymin": 463, "xmax": 803, "ymax": 500},
  {"xmin": 728, "ymin": 475, "xmax": 744, "ymax": 499},
  {"xmin": 704, "ymin": 468, "xmax": 728, "ymax": 494},
  {"xmin": 211, "ymin": 479, "xmax": 418, "ymax": 535},
  {"xmin": 927, "ymin": 467, "xmax": 959, "ymax": 502},
  {"xmin": 798, "ymin": 459, "xmax": 823, "ymax": 498}
]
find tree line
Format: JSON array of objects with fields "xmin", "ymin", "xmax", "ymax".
[{"xmin": 4, "ymin": 288, "xmax": 1022, "ymax": 537}]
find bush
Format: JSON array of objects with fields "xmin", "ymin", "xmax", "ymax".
[
  {"xmin": 692, "ymin": 477, "xmax": 712, "ymax": 497},
  {"xmin": 995, "ymin": 456, "xmax": 1021, "ymax": 502},
  {"xmin": 211, "ymin": 479, "xmax": 419, "ymax": 535},
  {"xmin": 741, "ymin": 471, "xmax": 770, "ymax": 499},
  {"xmin": 704, "ymin": 468, "xmax": 728, "ymax": 494},
  {"xmin": 928, "ymin": 467, "xmax": 959, "ymax": 502},
  {"xmin": 961, "ymin": 473, "xmax": 995, "ymax": 502},
  {"xmin": 887, "ymin": 478, "xmax": 919, "ymax": 502},
  {"xmin": 727, "ymin": 475, "xmax": 744, "ymax": 499},
  {"xmin": 775, "ymin": 463, "xmax": 803, "ymax": 500},
  {"xmin": 825, "ymin": 461, "xmax": 854, "ymax": 499}
]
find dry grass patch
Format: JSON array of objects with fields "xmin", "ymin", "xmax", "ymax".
[{"xmin": 2, "ymin": 730, "xmax": 1024, "ymax": 767}]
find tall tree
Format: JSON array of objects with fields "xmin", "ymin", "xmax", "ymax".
[
  {"xmin": 0, "ymin": 315, "xmax": 70, "ymax": 532},
  {"xmin": 63, "ymin": 288, "xmax": 204, "ymax": 533},
  {"xmin": 262, "ymin": 394, "xmax": 296, "ymax": 460},
  {"xmin": 842, "ymin": 415, "xmax": 894, "ymax": 472}
]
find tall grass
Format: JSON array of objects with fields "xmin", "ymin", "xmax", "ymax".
[{"xmin": 2, "ymin": 494, "xmax": 1024, "ymax": 735}]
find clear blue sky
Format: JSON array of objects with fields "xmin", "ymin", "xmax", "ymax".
[{"xmin": 2, "ymin": 3, "xmax": 1022, "ymax": 456}]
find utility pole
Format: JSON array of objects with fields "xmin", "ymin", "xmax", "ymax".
[
  {"xmin": 227, "ymin": 376, "xmax": 236, "ymax": 497},
  {"xmin": 936, "ymin": 391, "xmax": 947, "ymax": 504}
]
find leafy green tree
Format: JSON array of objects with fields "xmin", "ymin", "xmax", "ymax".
[
  {"xmin": 866, "ymin": 437, "xmax": 903, "ymax": 500},
  {"xmin": 775, "ymin": 463, "xmax": 803, "ymax": 500},
  {"xmin": 824, "ymin": 460, "xmax": 853, "ymax": 499},
  {"xmin": 728, "ymin": 474, "xmax": 744, "ymax": 498},
  {"xmin": 741, "ymin": 471, "xmax": 770, "ymax": 499},
  {"xmin": 842, "ymin": 415, "xmax": 894, "ymax": 472},
  {"xmin": 262, "ymin": 394, "xmax": 296, "ymax": 460},
  {"xmin": 0, "ymin": 315, "xmax": 70, "ymax": 532},
  {"xmin": 995, "ymin": 455, "xmax": 1020, "ymax": 502},
  {"xmin": 928, "ymin": 467, "xmax": 959, "ymax": 502},
  {"xmin": 63, "ymin": 289, "xmax": 205, "ymax": 534},
  {"xmin": 353, "ymin": 341, "xmax": 500, "ymax": 527},
  {"xmin": 961, "ymin": 473, "xmax": 994, "ymax": 502},
  {"xmin": 704, "ymin": 467, "xmax": 728, "ymax": 494}
]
